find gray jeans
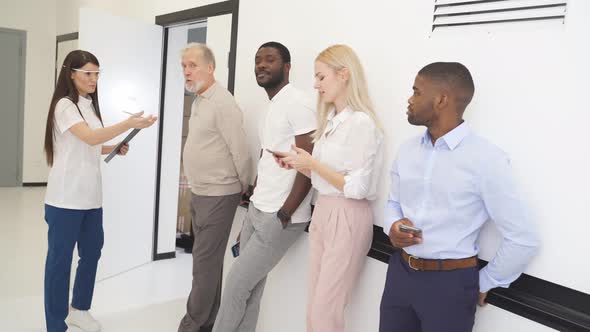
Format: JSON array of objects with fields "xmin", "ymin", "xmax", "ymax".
[{"xmin": 212, "ymin": 205, "xmax": 308, "ymax": 332}]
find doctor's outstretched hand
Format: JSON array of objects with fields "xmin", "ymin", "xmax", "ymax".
[{"xmin": 125, "ymin": 111, "xmax": 158, "ymax": 129}]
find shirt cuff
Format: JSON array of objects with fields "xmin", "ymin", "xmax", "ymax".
[
  {"xmin": 293, "ymin": 126, "xmax": 317, "ymax": 136},
  {"xmin": 479, "ymin": 267, "xmax": 509, "ymax": 293},
  {"xmin": 57, "ymin": 119, "xmax": 84, "ymax": 134},
  {"xmin": 342, "ymin": 174, "xmax": 365, "ymax": 200}
]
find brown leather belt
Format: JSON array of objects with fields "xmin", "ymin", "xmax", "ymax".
[{"xmin": 401, "ymin": 250, "xmax": 477, "ymax": 271}]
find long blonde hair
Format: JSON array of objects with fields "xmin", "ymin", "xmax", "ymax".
[{"xmin": 312, "ymin": 44, "xmax": 382, "ymax": 142}]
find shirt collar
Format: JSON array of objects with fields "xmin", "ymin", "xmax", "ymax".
[
  {"xmin": 78, "ymin": 95, "xmax": 93, "ymax": 107},
  {"xmin": 270, "ymin": 83, "xmax": 292, "ymax": 103},
  {"xmin": 421, "ymin": 121, "xmax": 470, "ymax": 150},
  {"xmin": 198, "ymin": 81, "xmax": 218, "ymax": 99},
  {"xmin": 324, "ymin": 106, "xmax": 354, "ymax": 136}
]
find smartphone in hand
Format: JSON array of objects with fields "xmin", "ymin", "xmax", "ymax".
[
  {"xmin": 265, "ymin": 148, "xmax": 288, "ymax": 158},
  {"xmin": 399, "ymin": 224, "xmax": 423, "ymax": 238},
  {"xmin": 231, "ymin": 242, "xmax": 240, "ymax": 257}
]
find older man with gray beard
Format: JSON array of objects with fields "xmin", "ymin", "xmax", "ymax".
[{"xmin": 178, "ymin": 43, "xmax": 251, "ymax": 332}]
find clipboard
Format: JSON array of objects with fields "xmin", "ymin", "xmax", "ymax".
[{"xmin": 104, "ymin": 129, "xmax": 141, "ymax": 163}]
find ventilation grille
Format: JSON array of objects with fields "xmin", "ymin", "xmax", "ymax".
[{"xmin": 433, "ymin": 0, "xmax": 568, "ymax": 29}]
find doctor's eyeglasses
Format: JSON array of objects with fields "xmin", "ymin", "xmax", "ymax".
[{"xmin": 68, "ymin": 67, "xmax": 101, "ymax": 78}]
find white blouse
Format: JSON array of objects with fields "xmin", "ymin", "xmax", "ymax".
[
  {"xmin": 311, "ymin": 107, "xmax": 383, "ymax": 200},
  {"xmin": 45, "ymin": 96, "xmax": 103, "ymax": 209}
]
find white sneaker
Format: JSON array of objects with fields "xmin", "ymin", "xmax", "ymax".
[{"xmin": 66, "ymin": 309, "xmax": 102, "ymax": 332}]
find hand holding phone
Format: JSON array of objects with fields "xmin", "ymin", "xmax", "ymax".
[
  {"xmin": 266, "ymin": 149, "xmax": 293, "ymax": 169},
  {"xmin": 388, "ymin": 218, "xmax": 423, "ymax": 248},
  {"xmin": 399, "ymin": 224, "xmax": 422, "ymax": 237},
  {"xmin": 265, "ymin": 148, "xmax": 288, "ymax": 158}
]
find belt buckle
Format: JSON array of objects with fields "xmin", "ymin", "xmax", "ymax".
[{"xmin": 408, "ymin": 255, "xmax": 420, "ymax": 271}]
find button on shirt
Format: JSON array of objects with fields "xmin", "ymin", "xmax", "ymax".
[
  {"xmin": 383, "ymin": 122, "xmax": 539, "ymax": 292},
  {"xmin": 312, "ymin": 107, "xmax": 383, "ymax": 200},
  {"xmin": 45, "ymin": 96, "xmax": 103, "ymax": 209},
  {"xmin": 249, "ymin": 84, "xmax": 317, "ymax": 223}
]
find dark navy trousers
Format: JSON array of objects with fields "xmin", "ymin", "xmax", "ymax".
[
  {"xmin": 44, "ymin": 204, "xmax": 104, "ymax": 332},
  {"xmin": 380, "ymin": 251, "xmax": 479, "ymax": 332}
]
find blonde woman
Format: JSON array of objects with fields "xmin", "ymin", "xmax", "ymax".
[{"xmin": 277, "ymin": 44, "xmax": 383, "ymax": 332}]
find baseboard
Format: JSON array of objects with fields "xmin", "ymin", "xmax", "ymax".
[
  {"xmin": 22, "ymin": 182, "xmax": 47, "ymax": 187},
  {"xmin": 154, "ymin": 251, "xmax": 176, "ymax": 261}
]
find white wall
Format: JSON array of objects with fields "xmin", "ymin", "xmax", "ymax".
[
  {"xmin": 56, "ymin": 0, "xmax": 155, "ymax": 35},
  {"xmin": 0, "ymin": 0, "xmax": 56, "ymax": 183},
  {"xmin": 56, "ymin": 0, "xmax": 222, "ymax": 35}
]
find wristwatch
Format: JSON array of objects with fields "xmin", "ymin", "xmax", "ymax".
[{"xmin": 277, "ymin": 209, "xmax": 291, "ymax": 224}]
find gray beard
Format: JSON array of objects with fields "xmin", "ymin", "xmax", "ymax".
[{"xmin": 185, "ymin": 80, "xmax": 204, "ymax": 94}]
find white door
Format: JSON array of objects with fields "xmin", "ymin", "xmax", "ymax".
[{"xmin": 79, "ymin": 8, "xmax": 163, "ymax": 280}]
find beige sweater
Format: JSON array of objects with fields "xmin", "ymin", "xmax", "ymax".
[{"xmin": 182, "ymin": 82, "xmax": 251, "ymax": 196}]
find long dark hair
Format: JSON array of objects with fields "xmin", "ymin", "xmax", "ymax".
[{"xmin": 44, "ymin": 50, "xmax": 103, "ymax": 166}]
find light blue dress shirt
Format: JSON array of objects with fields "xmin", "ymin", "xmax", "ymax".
[{"xmin": 383, "ymin": 122, "xmax": 539, "ymax": 292}]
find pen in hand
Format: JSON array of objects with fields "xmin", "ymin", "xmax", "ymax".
[{"xmin": 122, "ymin": 110, "xmax": 144, "ymax": 117}]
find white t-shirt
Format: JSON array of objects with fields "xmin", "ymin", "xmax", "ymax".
[
  {"xmin": 250, "ymin": 84, "xmax": 317, "ymax": 223},
  {"xmin": 311, "ymin": 107, "xmax": 383, "ymax": 200},
  {"xmin": 45, "ymin": 96, "xmax": 103, "ymax": 209}
]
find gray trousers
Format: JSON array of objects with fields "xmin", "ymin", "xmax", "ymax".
[
  {"xmin": 178, "ymin": 193, "xmax": 241, "ymax": 332},
  {"xmin": 212, "ymin": 205, "xmax": 308, "ymax": 332}
]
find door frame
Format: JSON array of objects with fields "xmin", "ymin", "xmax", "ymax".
[
  {"xmin": 152, "ymin": 0, "xmax": 240, "ymax": 260},
  {"xmin": 55, "ymin": 32, "xmax": 79, "ymax": 85},
  {"xmin": 0, "ymin": 27, "xmax": 26, "ymax": 187}
]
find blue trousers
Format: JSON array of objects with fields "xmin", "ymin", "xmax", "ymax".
[
  {"xmin": 379, "ymin": 251, "xmax": 479, "ymax": 332},
  {"xmin": 44, "ymin": 204, "xmax": 104, "ymax": 332}
]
